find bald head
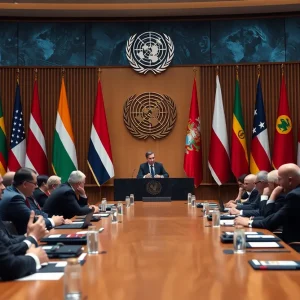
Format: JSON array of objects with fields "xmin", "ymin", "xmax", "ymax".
[
  {"xmin": 278, "ymin": 163, "xmax": 300, "ymax": 191},
  {"xmin": 2, "ymin": 172, "xmax": 15, "ymax": 187},
  {"xmin": 244, "ymin": 174, "xmax": 256, "ymax": 192}
]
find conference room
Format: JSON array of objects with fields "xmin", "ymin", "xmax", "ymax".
[{"xmin": 1, "ymin": 0, "xmax": 300, "ymax": 299}]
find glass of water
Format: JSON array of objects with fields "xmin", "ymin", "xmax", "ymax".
[
  {"xmin": 187, "ymin": 193, "xmax": 192, "ymax": 205},
  {"xmin": 87, "ymin": 225, "xmax": 99, "ymax": 255},
  {"xmin": 125, "ymin": 196, "xmax": 130, "ymax": 208},
  {"xmin": 111, "ymin": 207, "xmax": 118, "ymax": 223},
  {"xmin": 234, "ymin": 225, "xmax": 246, "ymax": 254},
  {"xmin": 212, "ymin": 208, "xmax": 220, "ymax": 227},
  {"xmin": 130, "ymin": 194, "xmax": 134, "ymax": 205},
  {"xmin": 191, "ymin": 195, "xmax": 196, "ymax": 207},
  {"xmin": 203, "ymin": 201, "xmax": 210, "ymax": 216},
  {"xmin": 117, "ymin": 201, "xmax": 123, "ymax": 215}
]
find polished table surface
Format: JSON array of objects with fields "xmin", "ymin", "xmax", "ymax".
[{"xmin": 1, "ymin": 202, "xmax": 300, "ymax": 300}]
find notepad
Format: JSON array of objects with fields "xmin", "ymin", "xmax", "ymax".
[
  {"xmin": 220, "ymin": 220, "xmax": 234, "ymax": 226},
  {"xmin": 225, "ymin": 231, "xmax": 259, "ymax": 235},
  {"xmin": 248, "ymin": 242, "xmax": 280, "ymax": 248},
  {"xmin": 93, "ymin": 213, "xmax": 109, "ymax": 217},
  {"xmin": 17, "ymin": 273, "xmax": 64, "ymax": 281},
  {"xmin": 247, "ymin": 235, "xmax": 275, "ymax": 239},
  {"xmin": 48, "ymin": 234, "xmax": 62, "ymax": 238}
]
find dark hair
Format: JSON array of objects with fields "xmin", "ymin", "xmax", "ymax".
[
  {"xmin": 37, "ymin": 175, "xmax": 49, "ymax": 187},
  {"xmin": 13, "ymin": 168, "xmax": 36, "ymax": 186},
  {"xmin": 145, "ymin": 151, "xmax": 154, "ymax": 159},
  {"xmin": 237, "ymin": 174, "xmax": 247, "ymax": 183}
]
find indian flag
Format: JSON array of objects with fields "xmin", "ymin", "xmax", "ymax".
[
  {"xmin": 52, "ymin": 77, "xmax": 77, "ymax": 182},
  {"xmin": 231, "ymin": 74, "xmax": 248, "ymax": 178}
]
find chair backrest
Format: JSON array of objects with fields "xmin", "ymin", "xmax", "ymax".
[{"xmin": 142, "ymin": 197, "xmax": 171, "ymax": 202}]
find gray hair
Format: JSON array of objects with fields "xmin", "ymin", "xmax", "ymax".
[
  {"xmin": 68, "ymin": 171, "xmax": 86, "ymax": 184},
  {"xmin": 256, "ymin": 171, "xmax": 268, "ymax": 182},
  {"xmin": 47, "ymin": 175, "xmax": 61, "ymax": 186},
  {"xmin": 268, "ymin": 170, "xmax": 278, "ymax": 184}
]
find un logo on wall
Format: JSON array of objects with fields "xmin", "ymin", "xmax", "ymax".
[
  {"xmin": 123, "ymin": 92, "xmax": 177, "ymax": 139},
  {"xmin": 126, "ymin": 31, "xmax": 174, "ymax": 75}
]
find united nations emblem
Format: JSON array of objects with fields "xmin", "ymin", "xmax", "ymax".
[
  {"xmin": 123, "ymin": 92, "xmax": 177, "ymax": 139},
  {"xmin": 146, "ymin": 180, "xmax": 162, "ymax": 195},
  {"xmin": 126, "ymin": 31, "xmax": 174, "ymax": 75},
  {"xmin": 276, "ymin": 115, "xmax": 292, "ymax": 134}
]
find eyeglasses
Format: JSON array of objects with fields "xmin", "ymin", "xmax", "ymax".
[
  {"xmin": 26, "ymin": 181, "xmax": 38, "ymax": 186},
  {"xmin": 255, "ymin": 181, "xmax": 261, "ymax": 184}
]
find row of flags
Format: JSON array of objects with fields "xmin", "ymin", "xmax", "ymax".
[
  {"xmin": 0, "ymin": 76, "xmax": 114, "ymax": 185},
  {"xmin": 184, "ymin": 72, "xmax": 297, "ymax": 187}
]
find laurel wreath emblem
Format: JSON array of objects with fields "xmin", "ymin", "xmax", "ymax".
[
  {"xmin": 126, "ymin": 33, "xmax": 174, "ymax": 75},
  {"xmin": 123, "ymin": 93, "xmax": 177, "ymax": 140}
]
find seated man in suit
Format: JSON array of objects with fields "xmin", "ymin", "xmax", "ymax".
[
  {"xmin": 235, "ymin": 163, "xmax": 300, "ymax": 244},
  {"xmin": 226, "ymin": 174, "xmax": 258, "ymax": 208},
  {"xmin": 225, "ymin": 174, "xmax": 248, "ymax": 206},
  {"xmin": 2, "ymin": 171, "xmax": 15, "ymax": 187},
  {"xmin": 0, "ymin": 173, "xmax": 47, "ymax": 256},
  {"xmin": 43, "ymin": 170, "xmax": 99, "ymax": 219},
  {"xmin": 47, "ymin": 175, "xmax": 62, "ymax": 195},
  {"xmin": 0, "ymin": 168, "xmax": 64, "ymax": 234},
  {"xmin": 33, "ymin": 175, "xmax": 49, "ymax": 208},
  {"xmin": 137, "ymin": 151, "xmax": 169, "ymax": 179}
]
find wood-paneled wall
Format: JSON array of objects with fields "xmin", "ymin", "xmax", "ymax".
[{"xmin": 1, "ymin": 63, "xmax": 299, "ymax": 202}]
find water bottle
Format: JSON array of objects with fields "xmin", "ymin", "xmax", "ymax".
[
  {"xmin": 130, "ymin": 194, "xmax": 134, "ymax": 205},
  {"xmin": 187, "ymin": 193, "xmax": 192, "ymax": 205},
  {"xmin": 204, "ymin": 201, "xmax": 210, "ymax": 216},
  {"xmin": 64, "ymin": 258, "xmax": 82, "ymax": 300},
  {"xmin": 125, "ymin": 196, "xmax": 130, "ymax": 208},
  {"xmin": 111, "ymin": 207, "xmax": 118, "ymax": 223},
  {"xmin": 191, "ymin": 195, "xmax": 196, "ymax": 207},
  {"xmin": 117, "ymin": 201, "xmax": 123, "ymax": 215},
  {"xmin": 234, "ymin": 225, "xmax": 246, "ymax": 254}
]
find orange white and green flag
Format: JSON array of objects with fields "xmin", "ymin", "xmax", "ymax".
[
  {"xmin": 231, "ymin": 73, "xmax": 248, "ymax": 178},
  {"xmin": 52, "ymin": 77, "xmax": 78, "ymax": 182}
]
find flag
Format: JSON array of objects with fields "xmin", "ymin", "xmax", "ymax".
[
  {"xmin": 272, "ymin": 75, "xmax": 295, "ymax": 169},
  {"xmin": 25, "ymin": 78, "xmax": 48, "ymax": 175},
  {"xmin": 208, "ymin": 75, "xmax": 231, "ymax": 185},
  {"xmin": 297, "ymin": 125, "xmax": 300, "ymax": 167},
  {"xmin": 0, "ymin": 94, "xmax": 8, "ymax": 176},
  {"xmin": 88, "ymin": 79, "xmax": 114, "ymax": 185},
  {"xmin": 52, "ymin": 77, "xmax": 77, "ymax": 182},
  {"xmin": 184, "ymin": 79, "xmax": 203, "ymax": 187},
  {"xmin": 250, "ymin": 76, "xmax": 271, "ymax": 174},
  {"xmin": 231, "ymin": 74, "xmax": 248, "ymax": 178},
  {"xmin": 7, "ymin": 82, "xmax": 26, "ymax": 171}
]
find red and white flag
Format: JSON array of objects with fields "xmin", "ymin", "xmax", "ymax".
[
  {"xmin": 208, "ymin": 75, "xmax": 231, "ymax": 185},
  {"xmin": 25, "ymin": 79, "xmax": 48, "ymax": 174}
]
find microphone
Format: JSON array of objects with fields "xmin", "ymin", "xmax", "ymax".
[{"xmin": 131, "ymin": 168, "xmax": 136, "ymax": 178}]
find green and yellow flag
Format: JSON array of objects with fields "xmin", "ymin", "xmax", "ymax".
[
  {"xmin": 0, "ymin": 94, "xmax": 8, "ymax": 176},
  {"xmin": 231, "ymin": 73, "xmax": 248, "ymax": 178}
]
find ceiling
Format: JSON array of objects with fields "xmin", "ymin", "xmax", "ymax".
[{"xmin": 0, "ymin": 0, "xmax": 299, "ymax": 18}]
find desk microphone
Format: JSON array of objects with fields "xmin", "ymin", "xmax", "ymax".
[{"xmin": 131, "ymin": 168, "xmax": 136, "ymax": 178}]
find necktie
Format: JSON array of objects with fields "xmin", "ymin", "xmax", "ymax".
[
  {"xmin": 25, "ymin": 198, "xmax": 31, "ymax": 208},
  {"xmin": 150, "ymin": 165, "xmax": 155, "ymax": 178}
]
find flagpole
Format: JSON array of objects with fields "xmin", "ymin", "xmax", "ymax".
[
  {"xmin": 16, "ymin": 68, "xmax": 19, "ymax": 85},
  {"xmin": 34, "ymin": 68, "xmax": 37, "ymax": 81},
  {"xmin": 281, "ymin": 63, "xmax": 284, "ymax": 78}
]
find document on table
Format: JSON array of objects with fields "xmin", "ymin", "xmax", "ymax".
[
  {"xmin": 248, "ymin": 242, "xmax": 280, "ymax": 248},
  {"xmin": 220, "ymin": 220, "xmax": 234, "ymax": 226},
  {"xmin": 17, "ymin": 273, "xmax": 64, "ymax": 281}
]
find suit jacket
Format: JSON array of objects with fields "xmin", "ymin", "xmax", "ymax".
[
  {"xmin": 43, "ymin": 183, "xmax": 92, "ymax": 219},
  {"xmin": 0, "ymin": 186, "xmax": 53, "ymax": 234},
  {"xmin": 137, "ymin": 162, "xmax": 169, "ymax": 179},
  {"xmin": 33, "ymin": 188, "xmax": 48, "ymax": 208},
  {"xmin": 263, "ymin": 193, "xmax": 286, "ymax": 217},
  {"xmin": 236, "ymin": 189, "xmax": 259, "ymax": 209},
  {"xmin": 0, "ymin": 239, "xmax": 36, "ymax": 281},
  {"xmin": 252, "ymin": 186, "xmax": 300, "ymax": 243},
  {"xmin": 0, "ymin": 220, "xmax": 38, "ymax": 255}
]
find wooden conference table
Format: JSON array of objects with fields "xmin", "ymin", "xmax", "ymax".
[{"xmin": 0, "ymin": 201, "xmax": 300, "ymax": 300}]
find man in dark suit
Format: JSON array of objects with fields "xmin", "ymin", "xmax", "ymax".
[
  {"xmin": 33, "ymin": 175, "xmax": 50, "ymax": 208},
  {"xmin": 0, "ymin": 174, "xmax": 48, "ymax": 281},
  {"xmin": 235, "ymin": 163, "xmax": 300, "ymax": 244},
  {"xmin": 0, "ymin": 168, "xmax": 64, "ymax": 234},
  {"xmin": 43, "ymin": 170, "xmax": 99, "ymax": 219},
  {"xmin": 137, "ymin": 151, "xmax": 169, "ymax": 179}
]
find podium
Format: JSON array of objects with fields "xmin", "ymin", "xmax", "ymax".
[{"xmin": 114, "ymin": 178, "xmax": 194, "ymax": 201}]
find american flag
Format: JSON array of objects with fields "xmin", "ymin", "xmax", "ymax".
[{"xmin": 7, "ymin": 82, "xmax": 26, "ymax": 171}]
